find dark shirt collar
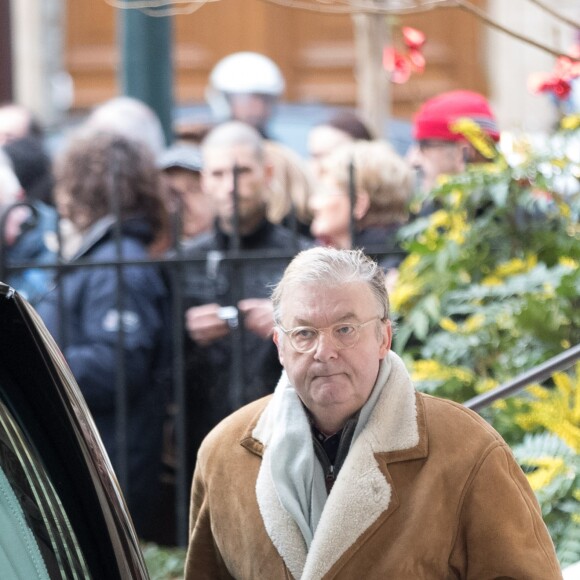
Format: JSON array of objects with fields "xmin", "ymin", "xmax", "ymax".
[
  {"xmin": 214, "ymin": 217, "xmax": 274, "ymax": 250},
  {"xmin": 306, "ymin": 408, "xmax": 360, "ymax": 468},
  {"xmin": 311, "ymin": 425, "xmax": 343, "ymax": 466}
]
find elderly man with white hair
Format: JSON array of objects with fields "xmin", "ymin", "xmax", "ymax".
[{"xmin": 185, "ymin": 246, "xmax": 561, "ymax": 579}]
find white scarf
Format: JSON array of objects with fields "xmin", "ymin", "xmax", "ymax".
[{"xmin": 259, "ymin": 356, "xmax": 393, "ymax": 549}]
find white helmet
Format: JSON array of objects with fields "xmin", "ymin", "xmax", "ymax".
[{"xmin": 208, "ymin": 52, "xmax": 285, "ymax": 97}]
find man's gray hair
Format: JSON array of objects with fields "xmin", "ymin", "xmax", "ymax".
[
  {"xmin": 271, "ymin": 246, "xmax": 390, "ymax": 323},
  {"xmin": 201, "ymin": 120, "xmax": 264, "ymax": 161}
]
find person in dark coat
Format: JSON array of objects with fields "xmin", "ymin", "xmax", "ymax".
[
  {"xmin": 180, "ymin": 121, "xmax": 311, "ymax": 473},
  {"xmin": 0, "ymin": 147, "xmax": 57, "ymax": 305},
  {"xmin": 4, "ymin": 134, "xmax": 55, "ymax": 207},
  {"xmin": 36, "ymin": 130, "xmax": 171, "ymax": 538},
  {"xmin": 0, "ymin": 111, "xmax": 56, "ymax": 298}
]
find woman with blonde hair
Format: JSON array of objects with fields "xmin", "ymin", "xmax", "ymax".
[
  {"xmin": 309, "ymin": 139, "xmax": 413, "ymax": 269},
  {"xmin": 263, "ymin": 140, "xmax": 314, "ymax": 237}
]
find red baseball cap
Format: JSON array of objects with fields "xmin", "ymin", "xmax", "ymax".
[{"xmin": 413, "ymin": 90, "xmax": 500, "ymax": 142}]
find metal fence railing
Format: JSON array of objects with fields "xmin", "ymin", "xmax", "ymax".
[{"xmin": 464, "ymin": 343, "xmax": 580, "ymax": 412}]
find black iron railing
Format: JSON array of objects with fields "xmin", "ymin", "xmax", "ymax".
[{"xmin": 464, "ymin": 343, "xmax": 580, "ymax": 412}]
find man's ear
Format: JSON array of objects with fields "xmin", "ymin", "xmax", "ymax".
[
  {"xmin": 378, "ymin": 319, "xmax": 392, "ymax": 360},
  {"xmin": 353, "ymin": 190, "xmax": 370, "ymax": 220},
  {"xmin": 263, "ymin": 161, "xmax": 275, "ymax": 188},
  {"xmin": 459, "ymin": 143, "xmax": 475, "ymax": 166}
]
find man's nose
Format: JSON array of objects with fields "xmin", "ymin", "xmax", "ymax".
[
  {"xmin": 224, "ymin": 170, "xmax": 236, "ymax": 193},
  {"xmin": 313, "ymin": 330, "xmax": 338, "ymax": 361},
  {"xmin": 309, "ymin": 215, "xmax": 322, "ymax": 237}
]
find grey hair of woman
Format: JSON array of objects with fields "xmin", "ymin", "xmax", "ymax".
[{"xmin": 271, "ymin": 246, "xmax": 390, "ymax": 327}]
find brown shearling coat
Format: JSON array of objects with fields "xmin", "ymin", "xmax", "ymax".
[{"xmin": 185, "ymin": 352, "xmax": 562, "ymax": 579}]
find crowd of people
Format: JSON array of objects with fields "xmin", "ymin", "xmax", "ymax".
[{"xmin": 0, "ymin": 50, "xmax": 564, "ymax": 576}]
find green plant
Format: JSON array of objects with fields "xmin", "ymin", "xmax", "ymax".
[
  {"xmin": 141, "ymin": 542, "xmax": 186, "ymax": 580},
  {"xmin": 513, "ymin": 432, "xmax": 579, "ymax": 567},
  {"xmin": 391, "ymin": 115, "xmax": 580, "ymax": 563}
]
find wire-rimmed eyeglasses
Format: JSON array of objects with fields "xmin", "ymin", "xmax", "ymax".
[{"xmin": 277, "ymin": 316, "xmax": 382, "ymax": 353}]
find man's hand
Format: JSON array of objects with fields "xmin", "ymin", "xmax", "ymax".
[
  {"xmin": 238, "ymin": 298, "xmax": 275, "ymax": 339},
  {"xmin": 185, "ymin": 303, "xmax": 231, "ymax": 346}
]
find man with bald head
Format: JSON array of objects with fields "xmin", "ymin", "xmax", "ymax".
[{"xmin": 180, "ymin": 121, "xmax": 311, "ymax": 472}]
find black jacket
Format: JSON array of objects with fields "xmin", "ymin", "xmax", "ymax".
[
  {"xmin": 354, "ymin": 224, "xmax": 407, "ymax": 270},
  {"xmin": 36, "ymin": 216, "xmax": 170, "ymax": 534},
  {"xmin": 179, "ymin": 219, "xmax": 311, "ymax": 451}
]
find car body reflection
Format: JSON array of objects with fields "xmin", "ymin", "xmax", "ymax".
[{"xmin": 0, "ymin": 282, "xmax": 148, "ymax": 579}]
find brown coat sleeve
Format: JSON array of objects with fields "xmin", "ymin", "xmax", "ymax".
[
  {"xmin": 184, "ymin": 453, "xmax": 235, "ymax": 580},
  {"xmin": 449, "ymin": 442, "xmax": 562, "ymax": 579}
]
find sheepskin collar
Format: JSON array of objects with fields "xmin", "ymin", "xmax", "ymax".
[{"xmin": 247, "ymin": 351, "xmax": 425, "ymax": 579}]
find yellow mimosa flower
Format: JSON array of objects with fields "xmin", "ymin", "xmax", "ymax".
[
  {"xmin": 525, "ymin": 457, "xmax": 567, "ymax": 491},
  {"xmin": 463, "ymin": 313, "xmax": 485, "ymax": 333},
  {"xmin": 439, "ymin": 318, "xmax": 458, "ymax": 333},
  {"xmin": 515, "ymin": 365, "xmax": 580, "ymax": 452},
  {"xmin": 450, "ymin": 118, "xmax": 498, "ymax": 160},
  {"xmin": 561, "ymin": 113, "xmax": 580, "ymax": 131},
  {"xmin": 482, "ymin": 275, "xmax": 502, "ymax": 286}
]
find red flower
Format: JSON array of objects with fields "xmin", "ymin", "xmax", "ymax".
[
  {"xmin": 402, "ymin": 27, "xmax": 426, "ymax": 50},
  {"xmin": 551, "ymin": 78, "xmax": 572, "ymax": 100},
  {"xmin": 554, "ymin": 56, "xmax": 580, "ymax": 81},
  {"xmin": 383, "ymin": 26, "xmax": 426, "ymax": 85},
  {"xmin": 528, "ymin": 51, "xmax": 580, "ymax": 101},
  {"xmin": 529, "ymin": 73, "xmax": 572, "ymax": 101},
  {"xmin": 408, "ymin": 48, "xmax": 425, "ymax": 73},
  {"xmin": 383, "ymin": 46, "xmax": 412, "ymax": 84}
]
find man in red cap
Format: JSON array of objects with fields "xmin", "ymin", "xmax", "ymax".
[{"xmin": 408, "ymin": 90, "xmax": 500, "ymax": 198}]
